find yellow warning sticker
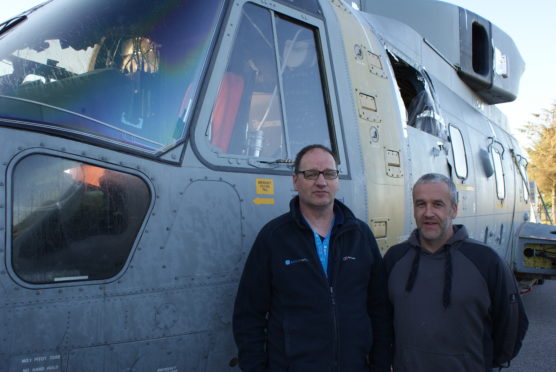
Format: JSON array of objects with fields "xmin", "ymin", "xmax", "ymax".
[
  {"xmin": 256, "ymin": 178, "xmax": 274, "ymax": 195},
  {"xmin": 253, "ymin": 197, "xmax": 275, "ymax": 205},
  {"xmin": 456, "ymin": 184, "xmax": 475, "ymax": 191}
]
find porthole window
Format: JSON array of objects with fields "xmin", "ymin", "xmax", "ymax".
[
  {"xmin": 517, "ymin": 156, "xmax": 529, "ymax": 202},
  {"xmin": 492, "ymin": 149, "xmax": 505, "ymax": 200},
  {"xmin": 449, "ymin": 124, "xmax": 468, "ymax": 179},
  {"xmin": 520, "ymin": 167, "xmax": 529, "ymax": 202},
  {"xmin": 10, "ymin": 154, "xmax": 151, "ymax": 284}
]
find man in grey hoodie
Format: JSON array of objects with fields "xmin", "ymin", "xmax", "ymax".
[{"xmin": 384, "ymin": 173, "xmax": 528, "ymax": 372}]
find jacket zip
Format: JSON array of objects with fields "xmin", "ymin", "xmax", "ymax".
[
  {"xmin": 303, "ymin": 222, "xmax": 356, "ymax": 371},
  {"xmin": 328, "ymin": 230, "xmax": 351, "ymax": 372},
  {"xmin": 330, "ymin": 286, "xmax": 339, "ymax": 371}
]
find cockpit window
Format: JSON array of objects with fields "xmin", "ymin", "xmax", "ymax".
[
  {"xmin": 0, "ymin": 0, "xmax": 224, "ymax": 154},
  {"xmin": 10, "ymin": 154, "xmax": 151, "ymax": 284},
  {"xmin": 207, "ymin": 2, "xmax": 332, "ymax": 159}
]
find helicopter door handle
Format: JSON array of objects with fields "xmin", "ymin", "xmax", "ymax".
[{"xmin": 432, "ymin": 142, "xmax": 446, "ymax": 157}]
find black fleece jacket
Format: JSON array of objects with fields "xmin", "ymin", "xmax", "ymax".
[{"xmin": 233, "ymin": 197, "xmax": 392, "ymax": 372}]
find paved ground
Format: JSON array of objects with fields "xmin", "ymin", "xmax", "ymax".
[{"xmin": 505, "ymin": 279, "xmax": 556, "ymax": 372}]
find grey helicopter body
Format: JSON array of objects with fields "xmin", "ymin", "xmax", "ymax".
[{"xmin": 0, "ymin": 0, "xmax": 554, "ymax": 370}]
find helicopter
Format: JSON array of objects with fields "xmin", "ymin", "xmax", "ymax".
[{"xmin": 0, "ymin": 0, "xmax": 554, "ymax": 370}]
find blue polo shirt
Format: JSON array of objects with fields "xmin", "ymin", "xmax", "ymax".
[{"xmin": 303, "ymin": 204, "xmax": 345, "ymax": 279}]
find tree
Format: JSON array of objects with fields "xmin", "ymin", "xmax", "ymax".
[{"xmin": 521, "ymin": 103, "xmax": 556, "ymax": 222}]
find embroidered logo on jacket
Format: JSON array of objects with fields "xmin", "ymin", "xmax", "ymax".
[
  {"xmin": 285, "ymin": 258, "xmax": 309, "ymax": 266},
  {"xmin": 342, "ymin": 256, "xmax": 357, "ymax": 261}
]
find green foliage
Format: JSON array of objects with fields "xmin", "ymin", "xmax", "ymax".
[{"xmin": 521, "ymin": 103, "xmax": 556, "ymax": 221}]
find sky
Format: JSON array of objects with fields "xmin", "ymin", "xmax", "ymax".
[{"xmin": 2, "ymin": 0, "xmax": 555, "ymax": 145}]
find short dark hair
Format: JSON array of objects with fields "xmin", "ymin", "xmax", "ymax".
[
  {"xmin": 413, "ymin": 173, "xmax": 458, "ymax": 205},
  {"xmin": 293, "ymin": 144, "xmax": 338, "ymax": 173}
]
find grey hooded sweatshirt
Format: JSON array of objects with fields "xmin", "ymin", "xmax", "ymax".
[{"xmin": 384, "ymin": 225, "xmax": 527, "ymax": 372}]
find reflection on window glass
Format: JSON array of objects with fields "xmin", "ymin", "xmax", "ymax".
[
  {"xmin": 208, "ymin": 3, "xmax": 331, "ymax": 159},
  {"xmin": 449, "ymin": 125, "xmax": 467, "ymax": 179},
  {"xmin": 12, "ymin": 155, "xmax": 151, "ymax": 284},
  {"xmin": 0, "ymin": 0, "xmax": 223, "ymax": 153},
  {"xmin": 492, "ymin": 150, "xmax": 505, "ymax": 200}
]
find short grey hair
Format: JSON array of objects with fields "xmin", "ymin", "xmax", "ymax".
[{"xmin": 413, "ymin": 173, "xmax": 458, "ymax": 205}]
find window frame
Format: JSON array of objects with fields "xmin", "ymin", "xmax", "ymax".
[
  {"xmin": 5, "ymin": 149, "xmax": 154, "ymax": 289},
  {"xmin": 192, "ymin": 0, "xmax": 345, "ymax": 175}
]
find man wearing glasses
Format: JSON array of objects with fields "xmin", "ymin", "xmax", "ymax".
[{"xmin": 233, "ymin": 144, "xmax": 392, "ymax": 372}]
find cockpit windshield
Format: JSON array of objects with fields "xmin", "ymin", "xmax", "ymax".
[{"xmin": 0, "ymin": 0, "xmax": 224, "ymax": 154}]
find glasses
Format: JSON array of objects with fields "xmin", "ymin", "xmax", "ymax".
[{"xmin": 296, "ymin": 169, "xmax": 339, "ymax": 180}]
